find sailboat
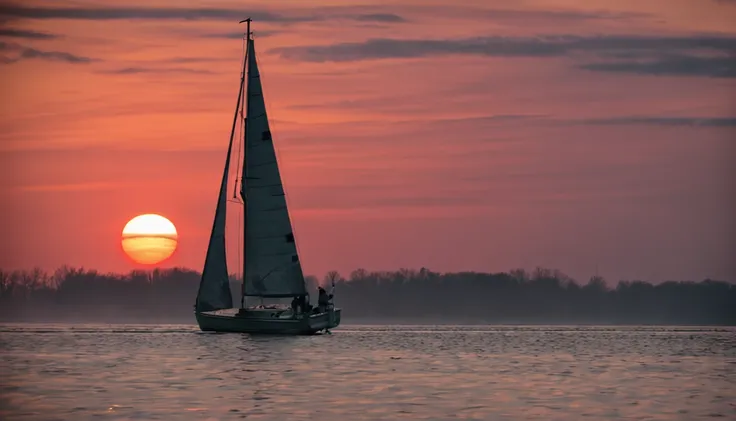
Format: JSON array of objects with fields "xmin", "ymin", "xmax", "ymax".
[{"xmin": 194, "ymin": 19, "xmax": 341, "ymax": 334}]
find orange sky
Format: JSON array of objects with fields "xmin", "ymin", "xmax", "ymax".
[{"xmin": 1, "ymin": 0, "xmax": 734, "ymax": 283}]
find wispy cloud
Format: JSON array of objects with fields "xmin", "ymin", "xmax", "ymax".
[
  {"xmin": 422, "ymin": 114, "xmax": 736, "ymax": 130},
  {"xmin": 352, "ymin": 13, "xmax": 406, "ymax": 23},
  {"xmin": 0, "ymin": 5, "xmax": 296, "ymax": 22},
  {"xmin": 273, "ymin": 37, "xmax": 567, "ymax": 62},
  {"xmin": 422, "ymin": 114, "xmax": 736, "ymax": 128},
  {"xmin": 0, "ymin": 28, "xmax": 58, "ymax": 39},
  {"xmin": 99, "ymin": 67, "xmax": 215, "ymax": 75},
  {"xmin": 282, "ymin": 109, "xmax": 736, "ymax": 130},
  {"xmin": 200, "ymin": 30, "xmax": 281, "ymax": 40},
  {"xmin": 166, "ymin": 57, "xmax": 232, "ymax": 64},
  {"xmin": 272, "ymin": 34, "xmax": 736, "ymax": 78},
  {"xmin": 0, "ymin": 41, "xmax": 93, "ymax": 64},
  {"xmin": 447, "ymin": 7, "xmax": 647, "ymax": 22},
  {"xmin": 16, "ymin": 182, "xmax": 123, "ymax": 193},
  {"xmin": 314, "ymin": 5, "xmax": 645, "ymax": 24},
  {"xmin": 0, "ymin": 4, "xmax": 406, "ymax": 24},
  {"xmin": 273, "ymin": 34, "xmax": 736, "ymax": 61},
  {"xmin": 577, "ymin": 116, "xmax": 736, "ymax": 127},
  {"xmin": 578, "ymin": 55, "xmax": 736, "ymax": 78}
]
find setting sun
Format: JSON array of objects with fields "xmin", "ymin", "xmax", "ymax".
[{"xmin": 121, "ymin": 214, "xmax": 178, "ymax": 265}]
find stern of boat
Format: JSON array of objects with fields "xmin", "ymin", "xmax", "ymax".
[{"xmin": 308, "ymin": 307, "xmax": 341, "ymax": 331}]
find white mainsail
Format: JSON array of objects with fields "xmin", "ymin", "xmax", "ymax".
[{"xmin": 241, "ymin": 38, "xmax": 307, "ymax": 298}]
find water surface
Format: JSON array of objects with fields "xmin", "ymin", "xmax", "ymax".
[{"xmin": 1, "ymin": 324, "xmax": 734, "ymax": 420}]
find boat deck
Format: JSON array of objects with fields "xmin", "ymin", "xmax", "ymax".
[
  {"xmin": 204, "ymin": 306, "xmax": 294, "ymax": 319},
  {"xmin": 196, "ymin": 306, "xmax": 341, "ymax": 334}
]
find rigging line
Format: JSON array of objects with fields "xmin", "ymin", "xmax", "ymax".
[
  {"xmin": 219, "ymin": 37, "xmax": 248, "ymax": 295},
  {"xmin": 237, "ymin": 32, "xmax": 248, "ymax": 289},
  {"xmin": 233, "ymin": 115, "xmax": 243, "ymax": 199},
  {"xmin": 237, "ymin": 199, "xmax": 242, "ymax": 290},
  {"xmin": 241, "ymin": 26, "xmax": 252, "ymax": 308},
  {"xmin": 227, "ymin": 36, "xmax": 247, "ymax": 286},
  {"xmin": 232, "ymin": 34, "xmax": 247, "ymax": 200}
]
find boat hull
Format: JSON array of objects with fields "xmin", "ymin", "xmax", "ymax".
[{"xmin": 195, "ymin": 307, "xmax": 341, "ymax": 335}]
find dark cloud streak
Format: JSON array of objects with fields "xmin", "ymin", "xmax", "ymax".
[
  {"xmin": 0, "ymin": 5, "xmax": 296, "ymax": 22},
  {"xmin": 0, "ymin": 4, "xmax": 406, "ymax": 24},
  {"xmin": 19, "ymin": 47, "xmax": 91, "ymax": 63},
  {"xmin": 579, "ymin": 55, "xmax": 736, "ymax": 78},
  {"xmin": 274, "ymin": 37, "xmax": 568, "ymax": 62},
  {"xmin": 471, "ymin": 8, "xmax": 647, "ymax": 21},
  {"xmin": 353, "ymin": 13, "xmax": 406, "ymax": 22},
  {"xmin": 273, "ymin": 34, "xmax": 736, "ymax": 61},
  {"xmin": 201, "ymin": 30, "xmax": 281, "ymax": 39},
  {"xmin": 166, "ymin": 57, "xmax": 233, "ymax": 64},
  {"xmin": 0, "ymin": 41, "xmax": 93, "ymax": 64},
  {"xmin": 99, "ymin": 67, "xmax": 214, "ymax": 75},
  {"xmin": 0, "ymin": 28, "xmax": 58, "ymax": 39},
  {"xmin": 272, "ymin": 34, "xmax": 736, "ymax": 78},
  {"xmin": 578, "ymin": 116, "xmax": 736, "ymax": 127}
]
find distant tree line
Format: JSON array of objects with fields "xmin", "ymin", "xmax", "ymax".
[{"xmin": 1, "ymin": 266, "xmax": 734, "ymax": 325}]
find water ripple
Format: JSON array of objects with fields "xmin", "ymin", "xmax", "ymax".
[{"xmin": 0, "ymin": 324, "xmax": 734, "ymax": 420}]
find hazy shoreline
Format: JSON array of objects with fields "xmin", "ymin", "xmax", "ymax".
[
  {"xmin": 2, "ymin": 315, "xmax": 734, "ymax": 327},
  {"xmin": 3, "ymin": 266, "xmax": 734, "ymax": 326}
]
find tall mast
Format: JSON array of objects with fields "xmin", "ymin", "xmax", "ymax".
[{"xmin": 239, "ymin": 18, "xmax": 252, "ymax": 308}]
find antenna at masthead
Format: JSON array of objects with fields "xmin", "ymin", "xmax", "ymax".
[{"xmin": 239, "ymin": 17, "xmax": 252, "ymax": 39}]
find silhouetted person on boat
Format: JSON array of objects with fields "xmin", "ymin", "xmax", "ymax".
[
  {"xmin": 317, "ymin": 286, "xmax": 333, "ymax": 312},
  {"xmin": 290, "ymin": 296, "xmax": 300, "ymax": 315},
  {"xmin": 291, "ymin": 294, "xmax": 309, "ymax": 317},
  {"xmin": 300, "ymin": 294, "xmax": 311, "ymax": 313},
  {"xmin": 300, "ymin": 294, "xmax": 313, "ymax": 314}
]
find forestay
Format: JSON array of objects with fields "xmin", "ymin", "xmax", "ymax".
[{"xmin": 195, "ymin": 97, "xmax": 237, "ymax": 311}]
